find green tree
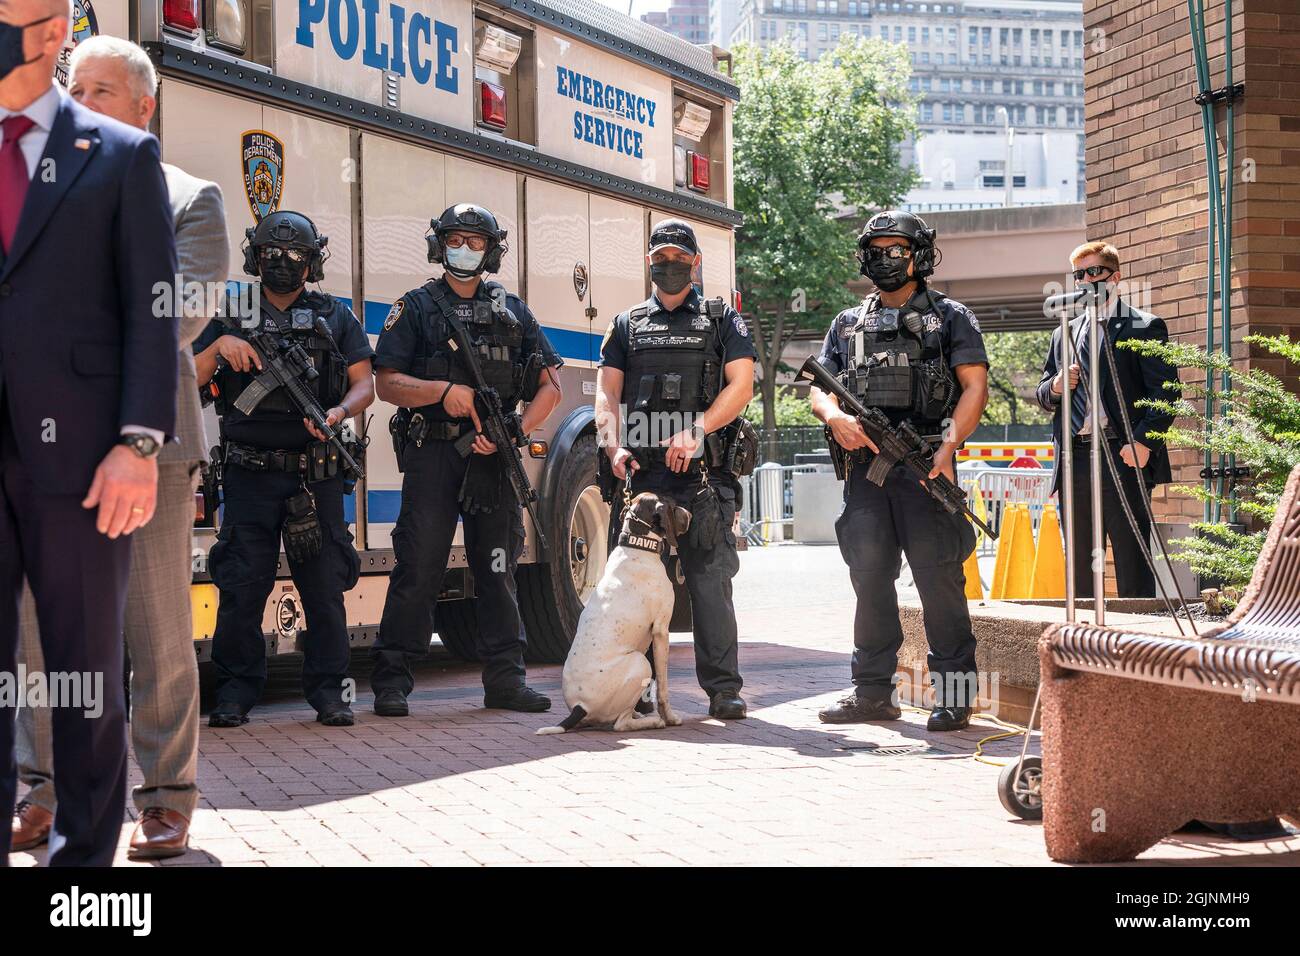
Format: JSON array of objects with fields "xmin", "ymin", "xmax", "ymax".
[
  {"xmin": 732, "ymin": 37, "xmax": 918, "ymax": 458},
  {"xmin": 982, "ymin": 330, "xmax": 1051, "ymax": 426},
  {"xmin": 743, "ymin": 388, "xmax": 822, "ymax": 427},
  {"xmin": 1122, "ymin": 333, "xmax": 1300, "ymax": 587}
]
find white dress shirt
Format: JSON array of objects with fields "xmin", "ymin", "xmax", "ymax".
[
  {"xmin": 0, "ymin": 81, "xmax": 60, "ymax": 178},
  {"xmin": 2, "ymin": 83, "xmax": 165, "ymax": 449},
  {"xmin": 1073, "ymin": 294, "xmax": 1118, "ymax": 437}
]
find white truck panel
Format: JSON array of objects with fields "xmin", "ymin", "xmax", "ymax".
[
  {"xmin": 524, "ymin": 177, "xmax": 594, "ymax": 367},
  {"xmin": 534, "ymin": 24, "xmax": 674, "ymax": 192},
  {"xmin": 276, "ymin": 0, "xmax": 474, "ymax": 130}
]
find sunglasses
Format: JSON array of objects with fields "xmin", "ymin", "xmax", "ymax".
[
  {"xmin": 259, "ymin": 246, "xmax": 309, "ymax": 267},
  {"xmin": 865, "ymin": 244, "xmax": 912, "ymax": 262},
  {"xmin": 444, "ymin": 234, "xmax": 489, "ymax": 252},
  {"xmin": 1073, "ymin": 265, "xmax": 1113, "ymax": 280}
]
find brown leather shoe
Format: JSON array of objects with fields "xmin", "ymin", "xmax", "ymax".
[
  {"xmin": 11, "ymin": 800, "xmax": 53, "ymax": 851},
  {"xmin": 128, "ymin": 808, "xmax": 190, "ymax": 861}
]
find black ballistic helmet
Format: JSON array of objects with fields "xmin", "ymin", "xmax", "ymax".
[
  {"xmin": 426, "ymin": 202, "xmax": 508, "ymax": 273},
  {"xmin": 855, "ymin": 210, "xmax": 939, "ymax": 280},
  {"xmin": 242, "ymin": 210, "xmax": 329, "ymax": 281}
]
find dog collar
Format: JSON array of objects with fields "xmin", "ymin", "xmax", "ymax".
[{"xmin": 618, "ymin": 531, "xmax": 665, "ymax": 554}]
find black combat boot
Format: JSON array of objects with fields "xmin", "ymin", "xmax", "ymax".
[
  {"xmin": 926, "ymin": 705, "xmax": 971, "ymax": 731},
  {"xmin": 208, "ymin": 704, "xmax": 249, "ymax": 728},
  {"xmin": 373, "ymin": 688, "xmax": 409, "ymax": 717},
  {"xmin": 317, "ymin": 704, "xmax": 355, "ymax": 727},
  {"xmin": 818, "ymin": 694, "xmax": 902, "ymax": 724},
  {"xmin": 484, "ymin": 685, "xmax": 552, "ymax": 712},
  {"xmin": 708, "ymin": 690, "xmax": 747, "ymax": 720}
]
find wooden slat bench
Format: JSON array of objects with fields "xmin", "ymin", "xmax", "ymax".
[{"xmin": 1038, "ymin": 465, "xmax": 1300, "ymax": 862}]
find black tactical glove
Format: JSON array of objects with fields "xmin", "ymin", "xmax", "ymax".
[
  {"xmin": 283, "ymin": 488, "xmax": 323, "ymax": 563},
  {"xmin": 459, "ymin": 454, "xmax": 504, "ymax": 515}
]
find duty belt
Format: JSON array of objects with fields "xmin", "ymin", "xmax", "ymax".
[
  {"xmin": 405, "ymin": 413, "xmax": 471, "ymax": 448},
  {"xmin": 224, "ymin": 441, "xmax": 341, "ymax": 482}
]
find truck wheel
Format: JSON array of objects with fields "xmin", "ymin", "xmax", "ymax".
[
  {"xmin": 519, "ymin": 433, "xmax": 607, "ymax": 664},
  {"xmin": 434, "ymin": 598, "xmax": 480, "ymax": 662}
]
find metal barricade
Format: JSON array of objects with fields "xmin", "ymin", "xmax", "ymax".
[
  {"xmin": 958, "ymin": 464, "xmax": 1055, "ymax": 554},
  {"xmin": 743, "ymin": 462, "xmax": 819, "ymax": 544}
]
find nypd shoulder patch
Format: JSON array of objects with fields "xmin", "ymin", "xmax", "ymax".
[
  {"xmin": 383, "ymin": 299, "xmax": 405, "ymax": 332},
  {"xmin": 733, "ymin": 313, "xmax": 749, "ymax": 337}
]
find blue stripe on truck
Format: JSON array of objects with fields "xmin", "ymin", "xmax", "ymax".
[
  {"xmin": 349, "ymin": 296, "xmax": 599, "ymax": 363},
  {"xmin": 341, "ymin": 490, "xmax": 404, "ymax": 525}
]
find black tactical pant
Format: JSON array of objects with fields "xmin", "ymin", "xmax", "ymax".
[
  {"xmin": 209, "ymin": 465, "xmax": 359, "ymax": 714},
  {"xmin": 1068, "ymin": 436, "xmax": 1155, "ymax": 598},
  {"xmin": 614, "ymin": 466, "xmax": 743, "ymax": 697},
  {"xmin": 835, "ymin": 460, "xmax": 978, "ymax": 708},
  {"xmin": 371, "ymin": 439, "xmax": 527, "ymax": 696}
]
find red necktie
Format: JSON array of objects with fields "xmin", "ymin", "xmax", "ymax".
[{"xmin": 1, "ymin": 114, "xmax": 35, "ymax": 255}]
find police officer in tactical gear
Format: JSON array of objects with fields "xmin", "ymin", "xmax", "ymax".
[
  {"xmin": 810, "ymin": 210, "xmax": 989, "ymax": 731},
  {"xmin": 595, "ymin": 219, "xmax": 757, "ymax": 720},
  {"xmin": 369, "ymin": 203, "xmax": 563, "ymax": 716},
  {"xmin": 194, "ymin": 210, "xmax": 376, "ymax": 727}
]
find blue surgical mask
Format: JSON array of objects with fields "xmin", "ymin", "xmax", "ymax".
[
  {"xmin": 444, "ymin": 244, "xmax": 486, "ymax": 278},
  {"xmin": 0, "ymin": 17, "xmax": 52, "ymax": 83}
]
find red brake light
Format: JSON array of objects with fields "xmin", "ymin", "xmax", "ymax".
[
  {"xmin": 479, "ymin": 81, "xmax": 507, "ymax": 130},
  {"xmin": 732, "ymin": 290, "xmax": 742, "ymax": 313},
  {"xmin": 163, "ymin": 0, "xmax": 200, "ymax": 32},
  {"xmin": 688, "ymin": 151, "xmax": 710, "ymax": 191}
]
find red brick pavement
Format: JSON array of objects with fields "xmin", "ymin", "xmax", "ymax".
[{"xmin": 12, "ymin": 548, "xmax": 1300, "ymax": 867}]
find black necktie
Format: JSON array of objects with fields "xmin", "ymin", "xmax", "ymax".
[{"xmin": 1070, "ymin": 321, "xmax": 1091, "ymax": 436}]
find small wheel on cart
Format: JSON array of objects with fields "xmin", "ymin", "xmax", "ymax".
[{"xmin": 998, "ymin": 756, "xmax": 1044, "ymax": 820}]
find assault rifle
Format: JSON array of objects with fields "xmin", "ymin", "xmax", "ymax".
[
  {"xmin": 222, "ymin": 314, "xmax": 364, "ymax": 480},
  {"xmin": 444, "ymin": 316, "xmax": 548, "ymax": 555},
  {"xmin": 796, "ymin": 355, "xmax": 996, "ymax": 540}
]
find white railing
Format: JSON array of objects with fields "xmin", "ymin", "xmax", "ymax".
[{"xmin": 957, "ymin": 464, "xmax": 1055, "ymax": 554}]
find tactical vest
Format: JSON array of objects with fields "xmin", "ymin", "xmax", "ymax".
[
  {"xmin": 622, "ymin": 296, "xmax": 726, "ymax": 424},
  {"xmin": 214, "ymin": 292, "xmax": 348, "ymax": 421},
  {"xmin": 409, "ymin": 279, "xmax": 528, "ymax": 406},
  {"xmin": 838, "ymin": 290, "xmax": 958, "ymax": 433}
]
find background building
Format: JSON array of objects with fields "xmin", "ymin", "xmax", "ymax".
[
  {"xmin": 709, "ymin": 0, "xmax": 744, "ymax": 47},
  {"xmin": 642, "ymin": 0, "xmax": 711, "ymax": 43},
  {"xmin": 730, "ymin": 0, "xmax": 1086, "ymax": 209}
]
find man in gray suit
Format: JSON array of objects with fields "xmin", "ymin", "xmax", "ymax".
[{"xmin": 11, "ymin": 35, "xmax": 227, "ymax": 860}]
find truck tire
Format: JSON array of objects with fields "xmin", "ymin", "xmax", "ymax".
[
  {"xmin": 518, "ymin": 432, "xmax": 607, "ymax": 664},
  {"xmin": 434, "ymin": 598, "xmax": 480, "ymax": 662}
]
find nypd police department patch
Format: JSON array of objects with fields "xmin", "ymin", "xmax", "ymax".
[
  {"xmin": 733, "ymin": 314, "xmax": 749, "ymax": 337},
  {"xmin": 383, "ymin": 299, "xmax": 405, "ymax": 332},
  {"xmin": 242, "ymin": 130, "xmax": 285, "ymax": 223}
]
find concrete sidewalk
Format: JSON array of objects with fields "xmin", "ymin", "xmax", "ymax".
[{"xmin": 13, "ymin": 545, "xmax": 1299, "ymax": 867}]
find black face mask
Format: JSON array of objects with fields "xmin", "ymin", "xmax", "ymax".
[
  {"xmin": 650, "ymin": 260, "xmax": 693, "ymax": 295},
  {"xmin": 0, "ymin": 17, "xmax": 51, "ymax": 83},
  {"xmin": 259, "ymin": 247, "xmax": 309, "ymax": 295},
  {"xmin": 261, "ymin": 262, "xmax": 306, "ymax": 296},
  {"xmin": 864, "ymin": 256, "xmax": 912, "ymax": 292}
]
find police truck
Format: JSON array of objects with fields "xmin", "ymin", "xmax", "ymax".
[{"xmin": 68, "ymin": 0, "xmax": 741, "ymax": 668}]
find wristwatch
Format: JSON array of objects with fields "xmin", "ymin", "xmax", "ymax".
[{"xmin": 118, "ymin": 433, "xmax": 162, "ymax": 459}]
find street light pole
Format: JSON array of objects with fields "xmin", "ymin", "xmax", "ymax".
[{"xmin": 996, "ymin": 105, "xmax": 1015, "ymax": 208}]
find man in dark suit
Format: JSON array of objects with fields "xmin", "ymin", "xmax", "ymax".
[
  {"xmin": 0, "ymin": 0, "xmax": 178, "ymax": 866},
  {"xmin": 1036, "ymin": 241, "xmax": 1178, "ymax": 598}
]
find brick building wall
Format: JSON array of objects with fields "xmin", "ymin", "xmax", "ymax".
[{"xmin": 1082, "ymin": 0, "xmax": 1300, "ymax": 527}]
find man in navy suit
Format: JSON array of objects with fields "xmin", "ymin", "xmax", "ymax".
[
  {"xmin": 1037, "ymin": 241, "xmax": 1179, "ymax": 598},
  {"xmin": 0, "ymin": 0, "xmax": 178, "ymax": 866}
]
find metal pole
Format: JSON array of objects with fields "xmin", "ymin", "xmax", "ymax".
[
  {"xmin": 997, "ymin": 106, "xmax": 1014, "ymax": 208},
  {"xmin": 1059, "ymin": 306, "xmax": 1075, "ymax": 624},
  {"xmin": 1088, "ymin": 293, "xmax": 1105, "ymax": 625}
]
